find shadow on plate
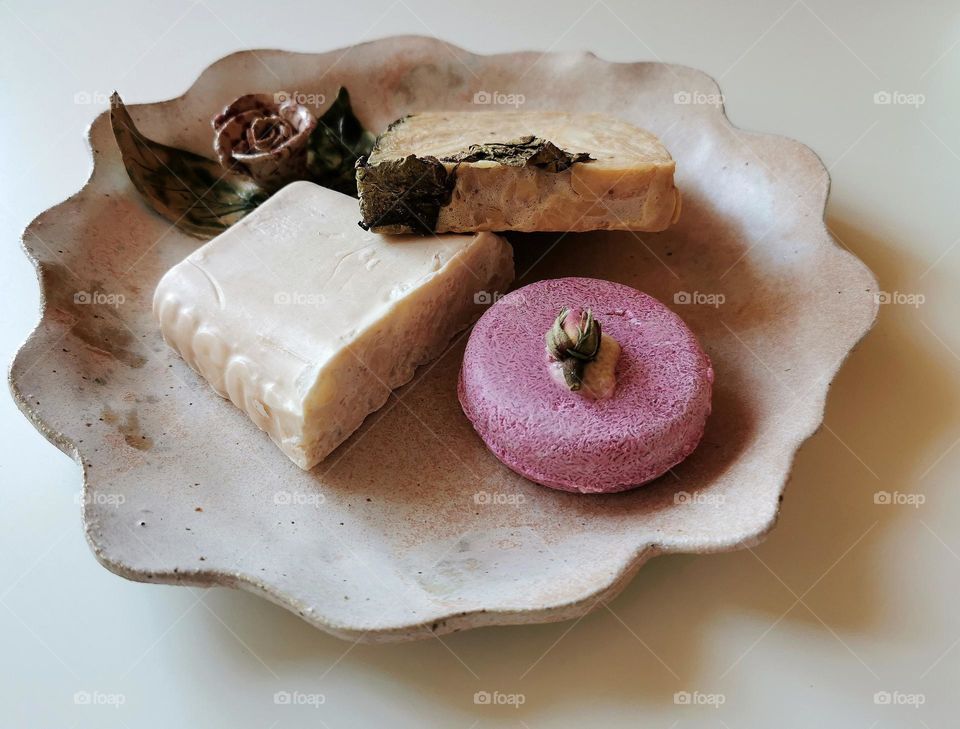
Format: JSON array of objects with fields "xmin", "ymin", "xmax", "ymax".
[{"xmin": 194, "ymin": 217, "xmax": 958, "ymax": 712}]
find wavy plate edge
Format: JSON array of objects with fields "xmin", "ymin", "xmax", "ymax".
[{"xmin": 8, "ymin": 35, "xmax": 879, "ymax": 642}]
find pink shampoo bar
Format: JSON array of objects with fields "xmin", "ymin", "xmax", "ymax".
[{"xmin": 458, "ymin": 277, "xmax": 713, "ymax": 493}]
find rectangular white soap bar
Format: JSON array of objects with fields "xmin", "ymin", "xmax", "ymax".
[{"xmin": 154, "ymin": 181, "xmax": 514, "ymax": 469}]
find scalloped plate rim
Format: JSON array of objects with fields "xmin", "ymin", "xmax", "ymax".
[{"xmin": 8, "ymin": 36, "xmax": 879, "ymax": 642}]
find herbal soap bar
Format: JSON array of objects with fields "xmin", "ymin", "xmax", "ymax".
[
  {"xmin": 357, "ymin": 111, "xmax": 681, "ymax": 234},
  {"xmin": 154, "ymin": 181, "xmax": 514, "ymax": 470}
]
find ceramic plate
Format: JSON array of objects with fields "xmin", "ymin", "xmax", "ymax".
[{"xmin": 10, "ymin": 36, "xmax": 877, "ymax": 642}]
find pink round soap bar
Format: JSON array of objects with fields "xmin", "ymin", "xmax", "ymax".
[{"xmin": 458, "ymin": 277, "xmax": 713, "ymax": 494}]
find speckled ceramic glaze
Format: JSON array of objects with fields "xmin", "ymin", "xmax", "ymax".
[
  {"xmin": 9, "ymin": 36, "xmax": 878, "ymax": 642},
  {"xmin": 459, "ymin": 278, "xmax": 713, "ymax": 493}
]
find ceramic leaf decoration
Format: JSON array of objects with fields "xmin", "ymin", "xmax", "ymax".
[
  {"xmin": 110, "ymin": 93, "xmax": 269, "ymax": 239},
  {"xmin": 307, "ymin": 87, "xmax": 376, "ymax": 196}
]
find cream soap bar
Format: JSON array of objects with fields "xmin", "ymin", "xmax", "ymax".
[
  {"xmin": 357, "ymin": 111, "xmax": 681, "ymax": 234},
  {"xmin": 154, "ymin": 181, "xmax": 514, "ymax": 470}
]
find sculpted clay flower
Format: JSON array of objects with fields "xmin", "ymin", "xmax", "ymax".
[{"xmin": 212, "ymin": 94, "xmax": 317, "ymax": 190}]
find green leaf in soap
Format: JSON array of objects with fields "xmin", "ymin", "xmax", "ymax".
[
  {"xmin": 441, "ymin": 135, "xmax": 594, "ymax": 172},
  {"xmin": 110, "ymin": 93, "xmax": 269, "ymax": 239},
  {"xmin": 307, "ymin": 87, "xmax": 376, "ymax": 196},
  {"xmin": 355, "ymin": 154, "xmax": 455, "ymax": 234}
]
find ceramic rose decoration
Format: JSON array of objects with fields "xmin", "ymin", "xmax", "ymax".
[{"xmin": 213, "ymin": 94, "xmax": 317, "ymax": 191}]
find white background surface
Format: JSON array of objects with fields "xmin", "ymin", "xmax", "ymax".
[{"xmin": 1, "ymin": 1, "xmax": 958, "ymax": 727}]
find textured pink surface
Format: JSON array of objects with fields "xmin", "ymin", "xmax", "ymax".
[{"xmin": 459, "ymin": 278, "xmax": 714, "ymax": 493}]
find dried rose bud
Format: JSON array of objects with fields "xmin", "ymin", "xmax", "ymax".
[
  {"xmin": 545, "ymin": 306, "xmax": 602, "ymax": 390},
  {"xmin": 213, "ymin": 94, "xmax": 317, "ymax": 191}
]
